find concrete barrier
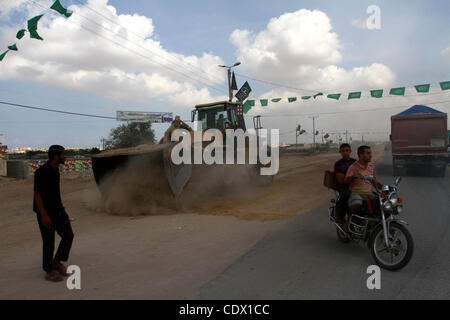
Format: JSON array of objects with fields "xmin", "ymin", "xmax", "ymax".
[{"xmin": 7, "ymin": 160, "xmax": 30, "ymax": 179}]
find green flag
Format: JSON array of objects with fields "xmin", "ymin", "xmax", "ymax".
[
  {"xmin": 348, "ymin": 92, "xmax": 361, "ymax": 99},
  {"xmin": 414, "ymin": 84, "xmax": 430, "ymax": 93},
  {"xmin": 390, "ymin": 87, "xmax": 405, "ymax": 96},
  {"xmin": 370, "ymin": 89, "xmax": 383, "ymax": 98},
  {"xmin": 440, "ymin": 81, "xmax": 450, "ymax": 91},
  {"xmin": 7, "ymin": 44, "xmax": 18, "ymax": 51},
  {"xmin": 51, "ymin": 0, "xmax": 73, "ymax": 17},
  {"xmin": 327, "ymin": 93, "xmax": 341, "ymax": 100},
  {"xmin": 28, "ymin": 14, "xmax": 43, "ymax": 31},
  {"xmin": 231, "ymin": 71, "xmax": 238, "ymax": 90},
  {"xmin": 313, "ymin": 92, "xmax": 323, "ymax": 99},
  {"xmin": 288, "ymin": 97, "xmax": 297, "ymax": 103},
  {"xmin": 271, "ymin": 98, "xmax": 281, "ymax": 103},
  {"xmin": 16, "ymin": 29, "xmax": 26, "ymax": 39},
  {"xmin": 301, "ymin": 96, "xmax": 311, "ymax": 100},
  {"xmin": 28, "ymin": 15, "xmax": 44, "ymax": 40},
  {"xmin": 243, "ymin": 100, "xmax": 254, "ymax": 114},
  {"xmin": 0, "ymin": 50, "xmax": 9, "ymax": 61},
  {"xmin": 260, "ymin": 99, "xmax": 268, "ymax": 107},
  {"xmin": 29, "ymin": 29, "xmax": 44, "ymax": 40}
]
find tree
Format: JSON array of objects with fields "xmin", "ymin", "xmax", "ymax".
[{"xmin": 103, "ymin": 122, "xmax": 156, "ymax": 149}]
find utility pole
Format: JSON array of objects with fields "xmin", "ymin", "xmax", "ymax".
[
  {"xmin": 295, "ymin": 120, "xmax": 298, "ymax": 151},
  {"xmin": 309, "ymin": 115, "xmax": 319, "ymax": 150},
  {"xmin": 345, "ymin": 130, "xmax": 349, "ymax": 144},
  {"xmin": 218, "ymin": 62, "xmax": 241, "ymax": 101}
]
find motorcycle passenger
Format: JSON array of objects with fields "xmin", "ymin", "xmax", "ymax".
[
  {"xmin": 333, "ymin": 143, "xmax": 356, "ymax": 224},
  {"xmin": 345, "ymin": 145, "xmax": 383, "ymax": 215}
]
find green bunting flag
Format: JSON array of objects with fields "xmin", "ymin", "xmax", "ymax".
[
  {"xmin": 313, "ymin": 92, "xmax": 323, "ymax": 99},
  {"xmin": 389, "ymin": 87, "xmax": 405, "ymax": 96},
  {"xmin": 51, "ymin": 0, "xmax": 73, "ymax": 18},
  {"xmin": 301, "ymin": 96, "xmax": 311, "ymax": 100},
  {"xmin": 0, "ymin": 50, "xmax": 9, "ymax": 61},
  {"xmin": 414, "ymin": 84, "xmax": 430, "ymax": 93},
  {"xmin": 243, "ymin": 100, "xmax": 255, "ymax": 114},
  {"xmin": 370, "ymin": 89, "xmax": 383, "ymax": 98},
  {"xmin": 440, "ymin": 81, "xmax": 450, "ymax": 91},
  {"xmin": 327, "ymin": 93, "xmax": 341, "ymax": 100},
  {"xmin": 271, "ymin": 98, "xmax": 281, "ymax": 103},
  {"xmin": 7, "ymin": 44, "xmax": 18, "ymax": 51},
  {"xmin": 260, "ymin": 99, "xmax": 268, "ymax": 107},
  {"xmin": 288, "ymin": 97, "xmax": 297, "ymax": 103},
  {"xmin": 28, "ymin": 14, "xmax": 43, "ymax": 31},
  {"xmin": 28, "ymin": 15, "xmax": 44, "ymax": 40},
  {"xmin": 348, "ymin": 92, "xmax": 361, "ymax": 99},
  {"xmin": 16, "ymin": 29, "xmax": 26, "ymax": 39},
  {"xmin": 29, "ymin": 30, "xmax": 44, "ymax": 40}
]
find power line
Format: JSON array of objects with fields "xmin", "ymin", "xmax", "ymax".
[
  {"xmin": 0, "ymin": 100, "xmax": 116, "ymax": 119},
  {"xmin": 244, "ymin": 97, "xmax": 450, "ymax": 118},
  {"xmin": 237, "ymin": 73, "xmax": 450, "ymax": 98}
]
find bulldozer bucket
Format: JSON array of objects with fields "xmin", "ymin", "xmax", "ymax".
[{"xmin": 92, "ymin": 143, "xmax": 192, "ymax": 198}]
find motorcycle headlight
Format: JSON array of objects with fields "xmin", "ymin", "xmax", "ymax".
[
  {"xmin": 395, "ymin": 205, "xmax": 403, "ymax": 215},
  {"xmin": 390, "ymin": 197, "xmax": 398, "ymax": 206},
  {"xmin": 383, "ymin": 201, "xmax": 393, "ymax": 213}
]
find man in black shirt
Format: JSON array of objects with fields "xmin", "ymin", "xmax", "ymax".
[
  {"xmin": 333, "ymin": 143, "xmax": 356, "ymax": 224},
  {"xmin": 34, "ymin": 145, "xmax": 74, "ymax": 282}
]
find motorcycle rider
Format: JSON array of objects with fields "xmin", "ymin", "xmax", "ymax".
[
  {"xmin": 344, "ymin": 145, "xmax": 383, "ymax": 215},
  {"xmin": 333, "ymin": 143, "xmax": 356, "ymax": 223}
]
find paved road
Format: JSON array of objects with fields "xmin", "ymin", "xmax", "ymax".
[{"xmin": 197, "ymin": 152, "xmax": 450, "ymax": 299}]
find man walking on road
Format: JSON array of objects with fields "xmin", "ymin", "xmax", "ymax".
[{"xmin": 33, "ymin": 145, "xmax": 74, "ymax": 282}]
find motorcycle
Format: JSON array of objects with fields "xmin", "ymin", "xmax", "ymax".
[{"xmin": 329, "ymin": 176, "xmax": 414, "ymax": 270}]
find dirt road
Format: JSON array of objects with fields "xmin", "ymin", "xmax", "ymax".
[{"xmin": 0, "ymin": 144, "xmax": 384, "ymax": 299}]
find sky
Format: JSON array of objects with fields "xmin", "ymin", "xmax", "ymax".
[{"xmin": 0, "ymin": 0, "xmax": 449, "ymax": 148}]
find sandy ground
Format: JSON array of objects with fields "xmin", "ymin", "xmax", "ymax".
[{"xmin": 0, "ymin": 144, "xmax": 384, "ymax": 299}]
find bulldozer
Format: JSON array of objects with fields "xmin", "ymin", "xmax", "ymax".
[{"xmin": 91, "ymin": 101, "xmax": 274, "ymax": 201}]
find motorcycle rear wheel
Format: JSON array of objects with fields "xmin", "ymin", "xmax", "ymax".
[{"xmin": 369, "ymin": 222, "xmax": 414, "ymax": 271}]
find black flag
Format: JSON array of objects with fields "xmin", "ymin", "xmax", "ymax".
[
  {"xmin": 231, "ymin": 71, "xmax": 238, "ymax": 90},
  {"xmin": 235, "ymin": 81, "xmax": 252, "ymax": 101}
]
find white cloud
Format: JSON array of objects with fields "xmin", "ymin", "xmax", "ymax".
[
  {"xmin": 0, "ymin": 0, "xmax": 227, "ymax": 109},
  {"xmin": 351, "ymin": 19, "xmax": 368, "ymax": 30},
  {"xmin": 442, "ymin": 46, "xmax": 450, "ymax": 61},
  {"xmin": 230, "ymin": 9, "xmax": 395, "ymax": 92}
]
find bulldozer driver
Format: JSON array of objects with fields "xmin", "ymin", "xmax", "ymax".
[{"xmin": 160, "ymin": 115, "xmax": 193, "ymax": 143}]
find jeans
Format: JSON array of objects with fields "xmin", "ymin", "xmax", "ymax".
[
  {"xmin": 336, "ymin": 185, "xmax": 351, "ymax": 220},
  {"xmin": 36, "ymin": 209, "xmax": 74, "ymax": 272}
]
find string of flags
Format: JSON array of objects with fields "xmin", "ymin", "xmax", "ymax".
[
  {"xmin": 0, "ymin": 1, "xmax": 72, "ymax": 62},
  {"xmin": 240, "ymin": 81, "xmax": 450, "ymax": 114}
]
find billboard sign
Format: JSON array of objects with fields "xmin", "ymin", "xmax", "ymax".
[{"xmin": 116, "ymin": 111, "xmax": 173, "ymax": 123}]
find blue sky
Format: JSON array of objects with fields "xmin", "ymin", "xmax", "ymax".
[{"xmin": 0, "ymin": 0, "xmax": 449, "ymax": 148}]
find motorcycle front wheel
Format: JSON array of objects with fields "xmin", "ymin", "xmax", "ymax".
[{"xmin": 369, "ymin": 221, "xmax": 414, "ymax": 271}]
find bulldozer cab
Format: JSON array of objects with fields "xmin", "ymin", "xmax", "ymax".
[{"xmin": 191, "ymin": 101, "xmax": 246, "ymax": 132}]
